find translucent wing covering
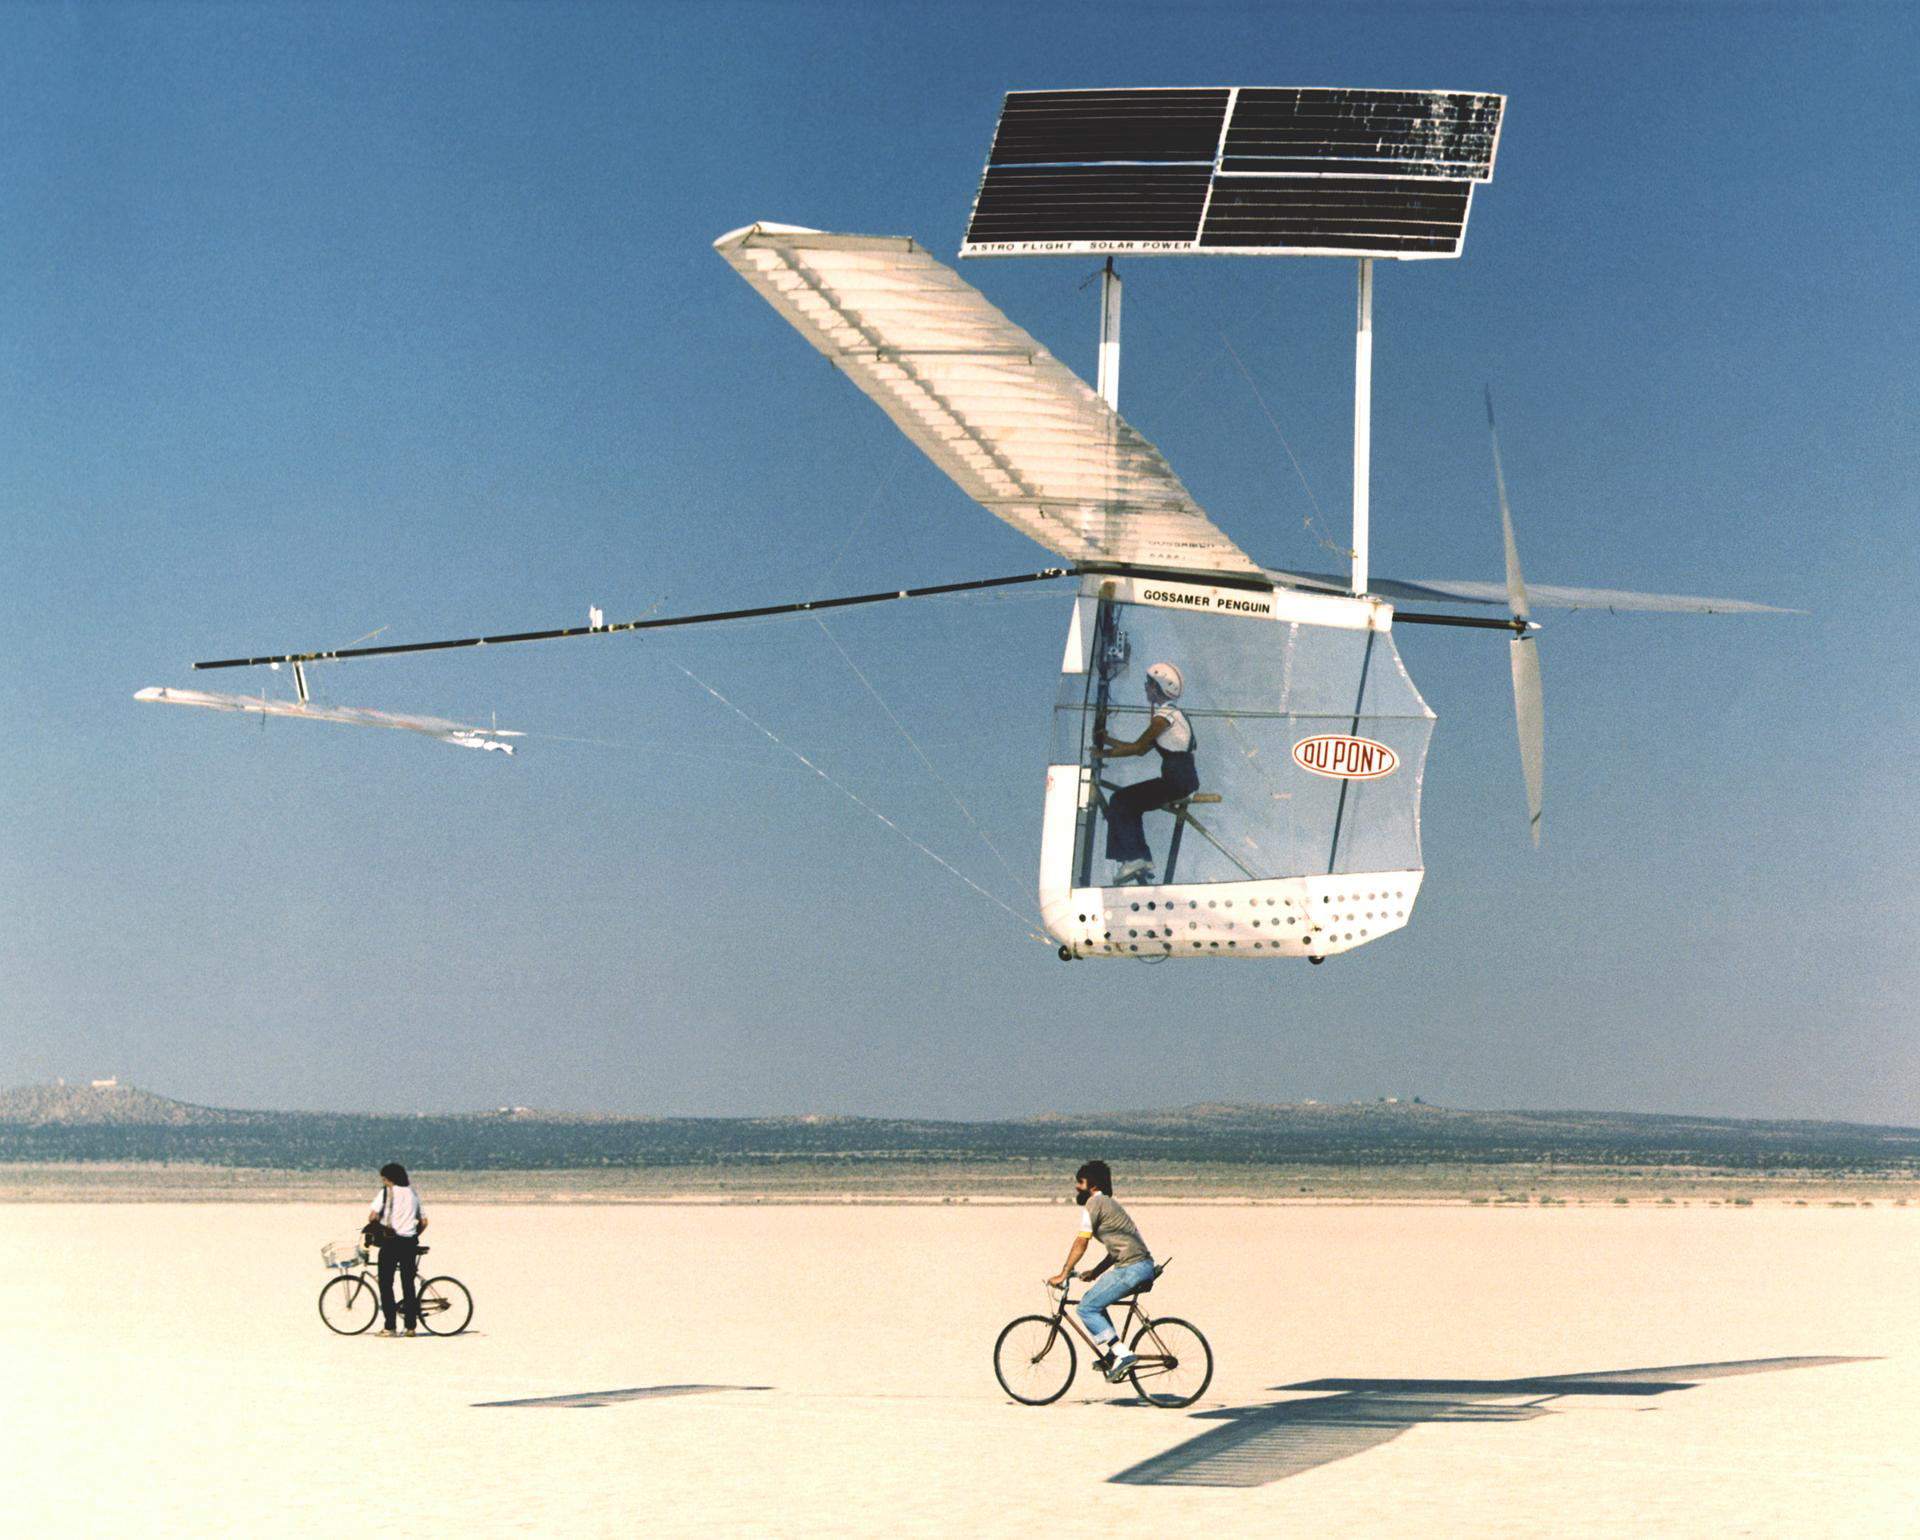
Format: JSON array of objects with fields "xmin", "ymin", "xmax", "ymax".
[
  {"xmin": 135, "ymin": 687, "xmax": 520, "ymax": 753},
  {"xmin": 715, "ymin": 224, "xmax": 1260, "ymax": 577}
]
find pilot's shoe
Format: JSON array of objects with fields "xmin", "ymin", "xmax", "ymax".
[
  {"xmin": 1113, "ymin": 858, "xmax": 1153, "ymax": 883},
  {"xmin": 1105, "ymin": 1348, "xmax": 1139, "ymax": 1381}
]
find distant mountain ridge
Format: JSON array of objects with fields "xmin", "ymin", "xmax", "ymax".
[
  {"xmin": 0, "ymin": 1082, "xmax": 235, "ymax": 1127},
  {"xmin": 4, "ymin": 1083, "xmax": 1918, "ymax": 1173}
]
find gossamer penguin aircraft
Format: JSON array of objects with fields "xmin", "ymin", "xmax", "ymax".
[{"xmin": 145, "ymin": 87, "xmax": 1786, "ymax": 963}]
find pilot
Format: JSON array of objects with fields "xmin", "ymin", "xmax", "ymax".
[{"xmin": 1099, "ymin": 661, "xmax": 1198, "ymax": 885}]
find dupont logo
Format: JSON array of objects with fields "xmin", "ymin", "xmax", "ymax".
[{"xmin": 1292, "ymin": 735, "xmax": 1398, "ymax": 780}]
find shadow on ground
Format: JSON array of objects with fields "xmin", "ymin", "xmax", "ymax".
[
  {"xmin": 1109, "ymin": 1356, "xmax": 1870, "ymax": 1487},
  {"xmin": 474, "ymin": 1384, "xmax": 772, "ymax": 1408}
]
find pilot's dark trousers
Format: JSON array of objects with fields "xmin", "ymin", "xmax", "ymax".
[{"xmin": 1104, "ymin": 753, "xmax": 1200, "ymax": 866}]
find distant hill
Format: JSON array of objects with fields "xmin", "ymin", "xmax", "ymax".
[
  {"xmin": 4, "ymin": 1083, "xmax": 1919, "ymax": 1174},
  {"xmin": 0, "ymin": 1082, "xmax": 234, "ymax": 1127}
]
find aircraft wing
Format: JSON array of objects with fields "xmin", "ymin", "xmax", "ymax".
[
  {"xmin": 1268, "ymin": 569, "xmax": 1794, "ymax": 614},
  {"xmin": 715, "ymin": 223, "xmax": 1261, "ymax": 578},
  {"xmin": 135, "ymin": 687, "xmax": 520, "ymax": 753}
]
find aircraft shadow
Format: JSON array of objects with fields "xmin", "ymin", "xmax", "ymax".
[
  {"xmin": 1109, "ymin": 1356, "xmax": 1870, "ymax": 1487},
  {"xmin": 474, "ymin": 1383, "xmax": 772, "ymax": 1409}
]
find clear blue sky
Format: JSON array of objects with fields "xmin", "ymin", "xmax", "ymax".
[{"xmin": 4, "ymin": 1, "xmax": 1914, "ymax": 1121}]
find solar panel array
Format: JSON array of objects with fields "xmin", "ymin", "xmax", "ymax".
[{"xmin": 961, "ymin": 87, "xmax": 1504, "ymax": 260}]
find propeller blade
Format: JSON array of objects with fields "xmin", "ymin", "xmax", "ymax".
[
  {"xmin": 1486, "ymin": 386, "xmax": 1530, "ymax": 624},
  {"xmin": 1489, "ymin": 387, "xmax": 1543, "ymax": 846},
  {"xmin": 1510, "ymin": 635, "xmax": 1544, "ymax": 847}
]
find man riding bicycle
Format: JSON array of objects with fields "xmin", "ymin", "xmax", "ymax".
[{"xmin": 1048, "ymin": 1160, "xmax": 1155, "ymax": 1382}]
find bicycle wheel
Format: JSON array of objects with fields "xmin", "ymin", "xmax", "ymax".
[
  {"xmin": 319, "ymin": 1274, "xmax": 380, "ymax": 1335},
  {"xmin": 415, "ymin": 1275, "xmax": 473, "ymax": 1335},
  {"xmin": 1127, "ymin": 1316, "xmax": 1212, "ymax": 1407},
  {"xmin": 993, "ymin": 1314, "xmax": 1076, "ymax": 1405}
]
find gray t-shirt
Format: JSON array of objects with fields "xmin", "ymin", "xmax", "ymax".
[{"xmin": 1078, "ymin": 1191, "xmax": 1151, "ymax": 1268}]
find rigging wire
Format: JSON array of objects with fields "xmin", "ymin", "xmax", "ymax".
[
  {"xmin": 1216, "ymin": 330, "xmax": 1351, "ymax": 563},
  {"xmin": 811, "ymin": 617, "xmax": 1040, "ymax": 924},
  {"xmin": 809, "ymin": 440, "xmax": 911, "ymax": 599},
  {"xmin": 1155, "ymin": 285, "xmax": 1287, "ymax": 415},
  {"xmin": 668, "ymin": 657, "xmax": 1050, "ymax": 946},
  {"xmin": 505, "ymin": 721, "xmax": 1016, "ymax": 788},
  {"xmin": 1108, "ymin": 264, "xmax": 1345, "ymax": 566},
  {"xmin": 799, "ymin": 399, "xmax": 1044, "ymax": 927}
]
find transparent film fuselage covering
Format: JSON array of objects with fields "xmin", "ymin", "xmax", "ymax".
[{"xmin": 1042, "ymin": 595, "xmax": 1433, "ymax": 957}]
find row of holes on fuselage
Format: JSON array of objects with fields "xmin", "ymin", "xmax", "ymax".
[
  {"xmin": 1092, "ymin": 935, "xmax": 1371, "ymax": 953},
  {"xmin": 1076, "ymin": 890, "xmax": 1409, "ymax": 923}
]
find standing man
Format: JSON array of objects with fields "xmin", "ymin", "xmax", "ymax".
[
  {"xmin": 1048, "ymin": 1160, "xmax": 1156, "ymax": 1380},
  {"xmin": 368, "ymin": 1161, "xmax": 428, "ymax": 1338}
]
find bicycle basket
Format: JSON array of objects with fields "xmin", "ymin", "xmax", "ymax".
[{"xmin": 321, "ymin": 1239, "xmax": 368, "ymax": 1269}]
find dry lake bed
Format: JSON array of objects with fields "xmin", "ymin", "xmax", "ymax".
[{"xmin": 5, "ymin": 1201, "xmax": 1916, "ymax": 1537}]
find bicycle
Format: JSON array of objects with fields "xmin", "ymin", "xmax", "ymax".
[
  {"xmin": 992, "ymin": 1258, "xmax": 1212, "ymax": 1407},
  {"xmin": 318, "ymin": 1239, "xmax": 473, "ymax": 1336}
]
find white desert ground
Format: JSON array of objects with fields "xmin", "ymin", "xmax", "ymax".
[{"xmin": 4, "ymin": 1201, "xmax": 1917, "ymax": 1538}]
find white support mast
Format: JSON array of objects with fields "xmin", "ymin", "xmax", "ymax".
[
  {"xmin": 1097, "ymin": 257, "xmax": 1122, "ymax": 409},
  {"xmin": 1351, "ymin": 257, "xmax": 1373, "ymax": 596}
]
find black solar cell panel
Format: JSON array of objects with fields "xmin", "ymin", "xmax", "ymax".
[
  {"xmin": 1200, "ymin": 179, "xmax": 1473, "ymax": 255},
  {"xmin": 1223, "ymin": 88, "xmax": 1501, "ymax": 180},
  {"xmin": 961, "ymin": 86, "xmax": 1503, "ymax": 259},
  {"xmin": 966, "ymin": 165, "xmax": 1213, "ymax": 247},
  {"xmin": 986, "ymin": 88, "xmax": 1230, "ymax": 165}
]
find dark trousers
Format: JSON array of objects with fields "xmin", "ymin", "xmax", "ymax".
[
  {"xmin": 1105, "ymin": 758, "xmax": 1200, "ymax": 865},
  {"xmin": 378, "ymin": 1235, "xmax": 420, "ymax": 1330}
]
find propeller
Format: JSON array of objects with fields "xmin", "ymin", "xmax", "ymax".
[{"xmin": 1486, "ymin": 387, "xmax": 1544, "ymax": 848}]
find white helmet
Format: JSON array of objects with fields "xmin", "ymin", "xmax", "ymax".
[{"xmin": 1146, "ymin": 661, "xmax": 1184, "ymax": 700}]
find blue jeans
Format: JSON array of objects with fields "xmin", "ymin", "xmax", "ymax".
[{"xmin": 1077, "ymin": 1258, "xmax": 1156, "ymax": 1345}]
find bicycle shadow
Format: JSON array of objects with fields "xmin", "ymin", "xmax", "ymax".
[{"xmin": 1108, "ymin": 1356, "xmax": 1870, "ymax": 1487}]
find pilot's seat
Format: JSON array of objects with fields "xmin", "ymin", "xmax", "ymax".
[{"xmin": 1163, "ymin": 795, "xmax": 1221, "ymax": 882}]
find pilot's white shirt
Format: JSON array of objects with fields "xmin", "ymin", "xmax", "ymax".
[{"xmin": 1152, "ymin": 704, "xmax": 1192, "ymax": 754}]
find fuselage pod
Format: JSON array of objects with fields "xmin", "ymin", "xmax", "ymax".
[{"xmin": 1038, "ymin": 575, "xmax": 1434, "ymax": 960}]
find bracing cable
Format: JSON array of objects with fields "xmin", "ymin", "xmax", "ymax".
[
  {"xmin": 670, "ymin": 659, "xmax": 1049, "ymax": 946},
  {"xmin": 1216, "ymin": 331, "xmax": 1350, "ymax": 563},
  {"xmin": 811, "ymin": 617, "xmax": 1041, "ymax": 925}
]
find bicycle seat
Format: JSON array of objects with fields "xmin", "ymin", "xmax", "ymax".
[{"xmin": 416, "ymin": 1245, "xmax": 430, "ymax": 1256}]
